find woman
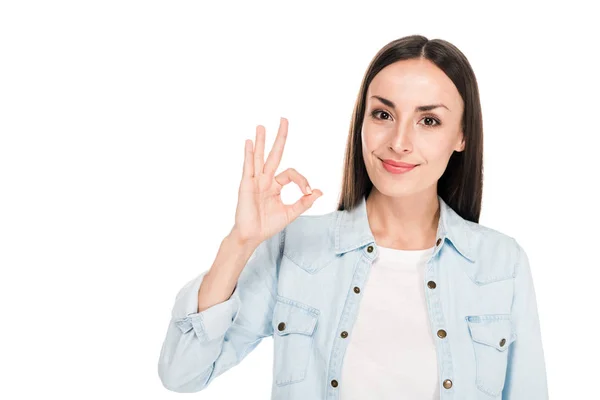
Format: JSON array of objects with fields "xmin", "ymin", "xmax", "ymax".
[{"xmin": 158, "ymin": 34, "xmax": 548, "ymax": 399}]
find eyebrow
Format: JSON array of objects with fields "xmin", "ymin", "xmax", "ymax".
[{"xmin": 370, "ymin": 95, "xmax": 450, "ymax": 112}]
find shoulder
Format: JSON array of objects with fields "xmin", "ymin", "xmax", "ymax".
[
  {"xmin": 284, "ymin": 209, "xmax": 338, "ymax": 245},
  {"xmin": 461, "ymin": 219, "xmax": 524, "ymax": 280},
  {"xmin": 465, "ymin": 219, "xmax": 519, "ymax": 249},
  {"xmin": 281, "ymin": 209, "xmax": 339, "ymax": 272}
]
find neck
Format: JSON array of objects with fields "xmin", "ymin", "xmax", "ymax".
[{"xmin": 365, "ymin": 188, "xmax": 440, "ymax": 250}]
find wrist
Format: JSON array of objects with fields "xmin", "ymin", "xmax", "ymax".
[{"xmin": 228, "ymin": 226, "xmax": 260, "ymax": 250}]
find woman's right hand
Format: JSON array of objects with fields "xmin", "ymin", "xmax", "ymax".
[{"xmin": 231, "ymin": 117, "xmax": 323, "ymax": 248}]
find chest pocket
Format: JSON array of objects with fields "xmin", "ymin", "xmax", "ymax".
[
  {"xmin": 271, "ymin": 295, "xmax": 319, "ymax": 386},
  {"xmin": 466, "ymin": 315, "xmax": 517, "ymax": 397}
]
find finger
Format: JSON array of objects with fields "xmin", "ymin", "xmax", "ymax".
[
  {"xmin": 242, "ymin": 139, "xmax": 254, "ymax": 179},
  {"xmin": 274, "ymin": 168, "xmax": 312, "ymax": 195},
  {"xmin": 285, "ymin": 189, "xmax": 323, "ymax": 221},
  {"xmin": 263, "ymin": 117, "xmax": 288, "ymax": 178},
  {"xmin": 254, "ymin": 125, "xmax": 266, "ymax": 176}
]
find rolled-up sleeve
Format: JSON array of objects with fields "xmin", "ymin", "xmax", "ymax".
[
  {"xmin": 157, "ymin": 230, "xmax": 283, "ymax": 393},
  {"xmin": 171, "ymin": 271, "xmax": 241, "ymax": 343}
]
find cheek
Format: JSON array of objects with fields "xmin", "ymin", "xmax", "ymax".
[
  {"xmin": 361, "ymin": 124, "xmax": 387, "ymax": 152},
  {"xmin": 417, "ymin": 137, "xmax": 456, "ymax": 167},
  {"xmin": 362, "ymin": 134, "xmax": 376, "ymax": 154},
  {"xmin": 361, "ymin": 131, "xmax": 374, "ymax": 157}
]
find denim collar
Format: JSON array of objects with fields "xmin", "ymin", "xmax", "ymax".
[{"xmin": 334, "ymin": 194, "xmax": 476, "ymax": 262}]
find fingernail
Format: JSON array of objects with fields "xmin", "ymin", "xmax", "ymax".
[{"xmin": 306, "ymin": 185, "xmax": 312, "ymax": 194}]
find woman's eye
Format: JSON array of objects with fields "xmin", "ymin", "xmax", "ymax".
[
  {"xmin": 371, "ymin": 110, "xmax": 391, "ymax": 120},
  {"xmin": 420, "ymin": 116, "xmax": 441, "ymax": 127}
]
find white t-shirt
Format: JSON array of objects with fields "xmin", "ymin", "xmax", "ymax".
[{"xmin": 339, "ymin": 244, "xmax": 439, "ymax": 400}]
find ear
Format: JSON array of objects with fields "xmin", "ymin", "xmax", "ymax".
[{"xmin": 455, "ymin": 132, "xmax": 465, "ymax": 152}]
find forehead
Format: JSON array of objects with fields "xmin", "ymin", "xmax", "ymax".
[{"xmin": 367, "ymin": 58, "xmax": 462, "ymax": 111}]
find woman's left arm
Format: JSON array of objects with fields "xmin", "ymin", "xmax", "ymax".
[{"xmin": 503, "ymin": 239, "xmax": 549, "ymax": 399}]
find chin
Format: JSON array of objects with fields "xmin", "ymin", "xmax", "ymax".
[{"xmin": 372, "ymin": 180, "xmax": 419, "ymax": 198}]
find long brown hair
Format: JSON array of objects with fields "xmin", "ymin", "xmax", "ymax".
[{"xmin": 336, "ymin": 35, "xmax": 483, "ymax": 223}]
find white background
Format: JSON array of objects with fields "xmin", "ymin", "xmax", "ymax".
[{"xmin": 1, "ymin": 1, "xmax": 598, "ymax": 398}]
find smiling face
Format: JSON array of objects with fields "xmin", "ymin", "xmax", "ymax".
[{"xmin": 361, "ymin": 58, "xmax": 466, "ymax": 198}]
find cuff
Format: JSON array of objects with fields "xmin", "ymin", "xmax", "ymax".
[{"xmin": 171, "ymin": 271, "xmax": 241, "ymax": 343}]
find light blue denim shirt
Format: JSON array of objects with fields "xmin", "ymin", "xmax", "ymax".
[{"xmin": 158, "ymin": 194, "xmax": 549, "ymax": 399}]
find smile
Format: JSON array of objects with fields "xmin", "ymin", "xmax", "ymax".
[{"xmin": 380, "ymin": 159, "xmax": 418, "ymax": 174}]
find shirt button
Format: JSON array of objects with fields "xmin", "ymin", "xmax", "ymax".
[
  {"xmin": 437, "ymin": 329, "xmax": 447, "ymax": 339},
  {"xmin": 331, "ymin": 379, "xmax": 338, "ymax": 388},
  {"xmin": 427, "ymin": 281, "xmax": 437, "ymax": 289},
  {"xmin": 500, "ymin": 338, "xmax": 506, "ymax": 347},
  {"xmin": 436, "ymin": 238, "xmax": 442, "ymax": 246},
  {"xmin": 443, "ymin": 379, "xmax": 453, "ymax": 389},
  {"xmin": 277, "ymin": 322, "xmax": 285, "ymax": 331},
  {"xmin": 353, "ymin": 286, "xmax": 361, "ymax": 294},
  {"xmin": 367, "ymin": 245, "xmax": 374, "ymax": 253},
  {"xmin": 340, "ymin": 331, "xmax": 348, "ymax": 338}
]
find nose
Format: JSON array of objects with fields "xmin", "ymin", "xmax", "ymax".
[{"xmin": 389, "ymin": 121, "xmax": 414, "ymax": 153}]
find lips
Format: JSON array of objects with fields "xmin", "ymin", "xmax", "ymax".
[
  {"xmin": 380, "ymin": 158, "xmax": 418, "ymax": 174},
  {"xmin": 382, "ymin": 159, "xmax": 418, "ymax": 168}
]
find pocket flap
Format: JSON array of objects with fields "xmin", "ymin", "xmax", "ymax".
[
  {"xmin": 272, "ymin": 296, "xmax": 319, "ymax": 336},
  {"xmin": 466, "ymin": 315, "xmax": 516, "ymax": 351}
]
